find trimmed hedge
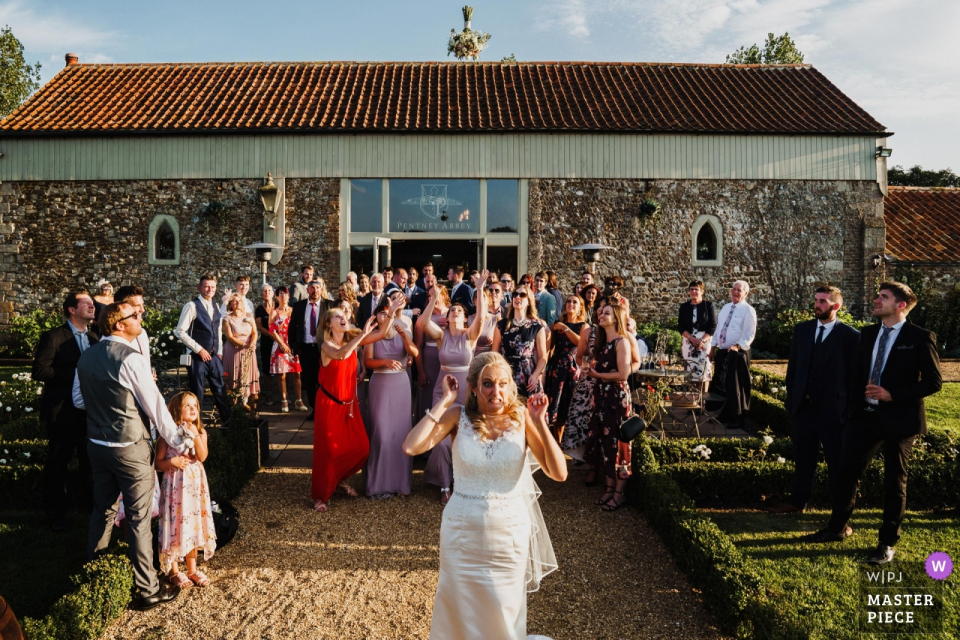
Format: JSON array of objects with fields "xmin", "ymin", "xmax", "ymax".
[
  {"xmin": 22, "ymin": 547, "xmax": 134, "ymax": 640},
  {"xmin": 204, "ymin": 407, "xmax": 262, "ymax": 501},
  {"xmin": 0, "ymin": 415, "xmax": 44, "ymax": 441},
  {"xmin": 0, "ymin": 462, "xmax": 43, "ymax": 509},
  {"xmin": 645, "ymin": 435, "xmax": 793, "ymax": 464},
  {"xmin": 748, "ymin": 391, "xmax": 790, "ymax": 436}
]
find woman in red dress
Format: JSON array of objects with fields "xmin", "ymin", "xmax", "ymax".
[{"xmin": 311, "ymin": 302, "xmax": 396, "ymax": 512}]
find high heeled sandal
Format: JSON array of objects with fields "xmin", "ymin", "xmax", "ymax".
[
  {"xmin": 295, "ymin": 399, "xmax": 309, "ymax": 412},
  {"xmin": 602, "ymin": 491, "xmax": 627, "ymax": 511},
  {"xmin": 595, "ymin": 487, "xmax": 615, "ymax": 505},
  {"xmin": 280, "ymin": 400, "xmax": 289, "ymax": 413}
]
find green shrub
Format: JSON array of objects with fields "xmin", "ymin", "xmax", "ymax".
[
  {"xmin": 205, "ymin": 406, "xmax": 261, "ymax": 500},
  {"xmin": 2, "ymin": 308, "xmax": 63, "ymax": 358},
  {"xmin": 636, "ymin": 322, "xmax": 682, "ymax": 356},
  {"xmin": 646, "ymin": 436, "xmax": 793, "ymax": 465},
  {"xmin": 0, "ymin": 462, "xmax": 43, "ymax": 509},
  {"xmin": 0, "ymin": 439, "xmax": 46, "ymax": 464},
  {"xmin": 631, "ymin": 436, "xmax": 659, "ymax": 473},
  {"xmin": 0, "ymin": 415, "xmax": 44, "ymax": 441},
  {"xmin": 752, "ymin": 307, "xmax": 869, "ymax": 358},
  {"xmin": 0, "ymin": 371, "xmax": 43, "ymax": 425},
  {"xmin": 22, "ymin": 548, "xmax": 134, "ymax": 640},
  {"xmin": 749, "ymin": 391, "xmax": 790, "ymax": 436}
]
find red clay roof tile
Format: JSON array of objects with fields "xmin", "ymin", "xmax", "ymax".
[{"xmin": 885, "ymin": 187, "xmax": 960, "ymax": 263}]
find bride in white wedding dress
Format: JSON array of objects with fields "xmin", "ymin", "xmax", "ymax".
[{"xmin": 403, "ymin": 351, "xmax": 568, "ymax": 640}]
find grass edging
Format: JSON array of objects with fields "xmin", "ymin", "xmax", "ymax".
[{"xmin": 21, "ymin": 548, "xmax": 134, "ymax": 640}]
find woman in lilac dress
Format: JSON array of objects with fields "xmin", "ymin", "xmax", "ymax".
[
  {"xmin": 363, "ymin": 298, "xmax": 419, "ymax": 498},
  {"xmin": 492, "ymin": 285, "xmax": 548, "ymax": 398},
  {"xmin": 415, "ymin": 273, "xmax": 449, "ymax": 422},
  {"xmin": 470, "ymin": 281, "xmax": 504, "ymax": 355},
  {"xmin": 417, "ymin": 271, "xmax": 488, "ymax": 504}
]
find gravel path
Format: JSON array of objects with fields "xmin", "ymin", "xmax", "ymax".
[{"xmin": 104, "ymin": 461, "xmax": 725, "ymax": 639}]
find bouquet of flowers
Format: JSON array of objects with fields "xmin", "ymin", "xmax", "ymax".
[{"xmin": 447, "ymin": 6, "xmax": 491, "ymax": 61}]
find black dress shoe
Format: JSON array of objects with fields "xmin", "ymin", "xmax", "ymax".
[
  {"xmin": 866, "ymin": 544, "xmax": 896, "ymax": 565},
  {"xmin": 801, "ymin": 527, "xmax": 853, "ymax": 543},
  {"xmin": 49, "ymin": 518, "xmax": 70, "ymax": 532},
  {"xmin": 136, "ymin": 583, "xmax": 180, "ymax": 611}
]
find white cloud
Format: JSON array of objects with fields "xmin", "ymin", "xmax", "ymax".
[{"xmin": 539, "ymin": 0, "xmax": 592, "ymax": 38}]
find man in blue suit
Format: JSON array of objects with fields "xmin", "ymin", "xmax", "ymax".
[
  {"xmin": 768, "ymin": 286, "xmax": 859, "ymax": 514},
  {"xmin": 448, "ymin": 264, "xmax": 475, "ymax": 316}
]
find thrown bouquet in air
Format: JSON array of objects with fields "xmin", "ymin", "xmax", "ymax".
[{"xmin": 448, "ymin": 6, "xmax": 491, "ymax": 60}]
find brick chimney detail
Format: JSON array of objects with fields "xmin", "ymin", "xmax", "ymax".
[{"xmin": 65, "ymin": 53, "xmax": 79, "ymax": 66}]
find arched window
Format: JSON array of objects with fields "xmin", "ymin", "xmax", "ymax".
[
  {"xmin": 148, "ymin": 215, "xmax": 180, "ymax": 265},
  {"xmin": 691, "ymin": 214, "xmax": 722, "ymax": 267}
]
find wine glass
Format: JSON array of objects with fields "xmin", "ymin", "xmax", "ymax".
[
  {"xmin": 658, "ymin": 352, "xmax": 668, "ymax": 374},
  {"xmin": 581, "ymin": 355, "xmax": 594, "ymax": 376}
]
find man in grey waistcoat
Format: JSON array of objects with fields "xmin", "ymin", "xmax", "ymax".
[{"xmin": 74, "ymin": 302, "xmax": 187, "ymax": 610}]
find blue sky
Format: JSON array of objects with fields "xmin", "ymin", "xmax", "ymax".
[{"xmin": 4, "ymin": 0, "xmax": 958, "ymax": 170}]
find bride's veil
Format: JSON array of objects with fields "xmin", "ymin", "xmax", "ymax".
[{"xmin": 520, "ymin": 449, "xmax": 558, "ymax": 592}]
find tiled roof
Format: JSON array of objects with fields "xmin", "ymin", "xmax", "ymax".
[
  {"xmin": 0, "ymin": 61, "xmax": 887, "ymax": 136},
  {"xmin": 885, "ymin": 187, "xmax": 960, "ymax": 263}
]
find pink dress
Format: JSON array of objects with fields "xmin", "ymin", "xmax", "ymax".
[
  {"xmin": 223, "ymin": 315, "xmax": 260, "ymax": 395},
  {"xmin": 157, "ymin": 436, "xmax": 217, "ymax": 573},
  {"xmin": 270, "ymin": 313, "xmax": 302, "ymax": 374}
]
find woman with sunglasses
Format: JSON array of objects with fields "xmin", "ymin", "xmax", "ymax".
[
  {"xmin": 417, "ymin": 271, "xmax": 488, "ymax": 504},
  {"xmin": 545, "ymin": 294, "xmax": 587, "ymax": 439},
  {"xmin": 492, "ymin": 285, "xmax": 547, "ymax": 398},
  {"xmin": 470, "ymin": 281, "xmax": 505, "ymax": 355}
]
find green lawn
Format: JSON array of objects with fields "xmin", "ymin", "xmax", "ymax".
[
  {"xmin": 708, "ymin": 508, "xmax": 960, "ymax": 640},
  {"xmin": 927, "ymin": 383, "xmax": 960, "ymax": 436},
  {"xmin": 0, "ymin": 511, "xmax": 93, "ymax": 620}
]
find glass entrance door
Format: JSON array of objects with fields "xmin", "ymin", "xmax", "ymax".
[{"xmin": 391, "ymin": 240, "xmax": 479, "ymax": 281}]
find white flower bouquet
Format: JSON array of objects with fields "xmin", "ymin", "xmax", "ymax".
[{"xmin": 447, "ymin": 6, "xmax": 491, "ymax": 61}]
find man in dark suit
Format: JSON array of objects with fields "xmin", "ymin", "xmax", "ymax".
[
  {"xmin": 768, "ymin": 286, "xmax": 860, "ymax": 514},
  {"xmin": 289, "ymin": 280, "xmax": 334, "ymax": 416},
  {"xmin": 357, "ymin": 273, "xmax": 386, "ymax": 328},
  {"xmin": 32, "ymin": 290, "xmax": 99, "ymax": 531},
  {"xmin": 803, "ymin": 282, "xmax": 941, "ymax": 564},
  {"xmin": 448, "ymin": 264, "xmax": 475, "ymax": 316},
  {"xmin": 415, "ymin": 262, "xmax": 435, "ymax": 292}
]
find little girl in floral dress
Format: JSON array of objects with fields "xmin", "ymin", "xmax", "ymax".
[{"xmin": 156, "ymin": 391, "xmax": 217, "ymax": 588}]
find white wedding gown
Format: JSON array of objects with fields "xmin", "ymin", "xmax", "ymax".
[{"xmin": 430, "ymin": 408, "xmax": 556, "ymax": 640}]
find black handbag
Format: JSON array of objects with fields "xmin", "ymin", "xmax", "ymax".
[
  {"xmin": 618, "ymin": 416, "xmax": 646, "ymax": 442},
  {"xmin": 212, "ymin": 499, "xmax": 240, "ymax": 547}
]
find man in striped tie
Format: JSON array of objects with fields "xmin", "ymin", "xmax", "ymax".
[{"xmin": 802, "ymin": 282, "xmax": 941, "ymax": 565}]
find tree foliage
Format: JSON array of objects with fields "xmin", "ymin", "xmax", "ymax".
[
  {"xmin": 726, "ymin": 32, "xmax": 805, "ymax": 65},
  {"xmin": 888, "ymin": 164, "xmax": 960, "ymax": 188},
  {"xmin": 0, "ymin": 25, "xmax": 41, "ymax": 118}
]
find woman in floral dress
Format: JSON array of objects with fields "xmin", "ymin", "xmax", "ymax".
[
  {"xmin": 269, "ymin": 286, "xmax": 305, "ymax": 413},
  {"xmin": 583, "ymin": 303, "xmax": 633, "ymax": 511},
  {"xmin": 561, "ymin": 323, "xmax": 597, "ymax": 465},
  {"xmin": 545, "ymin": 294, "xmax": 587, "ymax": 438},
  {"xmin": 492, "ymin": 285, "xmax": 547, "ymax": 398}
]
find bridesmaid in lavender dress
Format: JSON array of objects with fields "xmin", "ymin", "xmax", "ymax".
[
  {"xmin": 470, "ymin": 281, "xmax": 504, "ymax": 355},
  {"xmin": 417, "ymin": 271, "xmax": 488, "ymax": 504},
  {"xmin": 415, "ymin": 273, "xmax": 449, "ymax": 423},
  {"xmin": 364, "ymin": 298, "xmax": 419, "ymax": 498}
]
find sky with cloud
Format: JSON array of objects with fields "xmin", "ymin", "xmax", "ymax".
[{"xmin": 4, "ymin": 0, "xmax": 957, "ymax": 169}]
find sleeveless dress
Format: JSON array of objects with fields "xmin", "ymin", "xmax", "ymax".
[
  {"xmin": 157, "ymin": 437, "xmax": 216, "ymax": 573},
  {"xmin": 497, "ymin": 318, "xmax": 544, "ymax": 397},
  {"xmin": 366, "ymin": 333, "xmax": 413, "ymax": 496},
  {"xmin": 561, "ymin": 327, "xmax": 597, "ymax": 460},
  {"xmin": 545, "ymin": 321, "xmax": 585, "ymax": 430},
  {"xmin": 430, "ymin": 410, "xmax": 531, "ymax": 640},
  {"xmin": 223, "ymin": 315, "xmax": 259, "ymax": 396},
  {"xmin": 424, "ymin": 330, "xmax": 474, "ymax": 489},
  {"xmin": 311, "ymin": 356, "xmax": 370, "ymax": 503},
  {"xmin": 270, "ymin": 313, "xmax": 302, "ymax": 374},
  {"xmin": 416, "ymin": 312, "xmax": 445, "ymax": 420},
  {"xmin": 471, "ymin": 311, "xmax": 500, "ymax": 355},
  {"xmin": 584, "ymin": 337, "xmax": 633, "ymax": 480}
]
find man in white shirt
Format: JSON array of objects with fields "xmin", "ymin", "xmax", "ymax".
[
  {"xmin": 76, "ymin": 302, "xmax": 187, "ymax": 611},
  {"xmin": 712, "ymin": 280, "xmax": 758, "ymax": 428},
  {"xmin": 174, "ymin": 274, "xmax": 231, "ymax": 424},
  {"xmin": 114, "ymin": 285, "xmax": 152, "ymax": 364},
  {"xmin": 220, "ymin": 274, "xmax": 255, "ymax": 316},
  {"xmin": 346, "ymin": 271, "xmax": 359, "ymax": 293}
]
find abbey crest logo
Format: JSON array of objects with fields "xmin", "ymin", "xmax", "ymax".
[{"xmin": 401, "ymin": 184, "xmax": 462, "ymax": 220}]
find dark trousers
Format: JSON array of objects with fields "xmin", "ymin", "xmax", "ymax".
[
  {"xmin": 299, "ymin": 344, "xmax": 320, "ymax": 409},
  {"xmin": 43, "ymin": 405, "xmax": 93, "ymax": 520},
  {"xmin": 87, "ymin": 440, "xmax": 159, "ymax": 596},
  {"xmin": 826, "ymin": 421, "xmax": 915, "ymax": 546},
  {"xmin": 788, "ymin": 402, "xmax": 846, "ymax": 509},
  {"xmin": 714, "ymin": 348, "xmax": 751, "ymax": 422},
  {"xmin": 188, "ymin": 354, "xmax": 231, "ymax": 422}
]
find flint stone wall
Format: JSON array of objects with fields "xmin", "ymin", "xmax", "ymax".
[
  {"xmin": 0, "ymin": 178, "xmax": 340, "ymax": 326},
  {"xmin": 527, "ymin": 179, "xmax": 884, "ymax": 321}
]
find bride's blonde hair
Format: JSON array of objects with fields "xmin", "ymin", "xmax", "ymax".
[{"xmin": 464, "ymin": 352, "xmax": 526, "ymax": 439}]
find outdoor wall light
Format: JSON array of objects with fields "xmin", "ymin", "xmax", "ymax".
[
  {"xmin": 876, "ymin": 146, "xmax": 893, "ymax": 158},
  {"xmin": 258, "ymin": 173, "xmax": 283, "ymax": 229},
  {"xmin": 572, "ymin": 242, "xmax": 613, "ymax": 274},
  {"xmin": 244, "ymin": 242, "xmax": 284, "ymax": 285}
]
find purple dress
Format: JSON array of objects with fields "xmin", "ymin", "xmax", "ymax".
[
  {"xmin": 424, "ymin": 330, "xmax": 474, "ymax": 489},
  {"xmin": 471, "ymin": 311, "xmax": 500, "ymax": 355},
  {"xmin": 416, "ymin": 312, "xmax": 444, "ymax": 421},
  {"xmin": 366, "ymin": 333, "xmax": 413, "ymax": 496}
]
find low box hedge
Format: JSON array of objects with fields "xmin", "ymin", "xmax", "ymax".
[
  {"xmin": 0, "ymin": 415, "xmax": 44, "ymax": 442},
  {"xmin": 645, "ymin": 435, "xmax": 793, "ymax": 465},
  {"xmin": 204, "ymin": 407, "xmax": 262, "ymax": 501},
  {"xmin": 22, "ymin": 546, "xmax": 133, "ymax": 640},
  {"xmin": 748, "ymin": 391, "xmax": 790, "ymax": 436},
  {"xmin": 0, "ymin": 462, "xmax": 43, "ymax": 510}
]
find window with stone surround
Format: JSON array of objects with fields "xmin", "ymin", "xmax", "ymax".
[
  {"xmin": 692, "ymin": 214, "xmax": 722, "ymax": 267},
  {"xmin": 148, "ymin": 215, "xmax": 180, "ymax": 265}
]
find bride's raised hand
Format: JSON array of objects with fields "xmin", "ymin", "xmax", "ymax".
[
  {"xmin": 440, "ymin": 374, "xmax": 459, "ymax": 405},
  {"xmin": 527, "ymin": 392, "xmax": 549, "ymax": 424}
]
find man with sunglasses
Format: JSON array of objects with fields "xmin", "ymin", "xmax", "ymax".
[
  {"xmin": 175, "ymin": 274, "xmax": 231, "ymax": 424},
  {"xmin": 499, "ymin": 273, "xmax": 515, "ymax": 305},
  {"xmin": 74, "ymin": 302, "xmax": 189, "ymax": 611}
]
